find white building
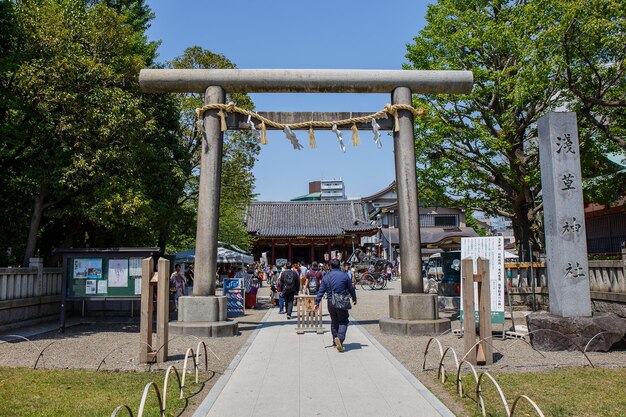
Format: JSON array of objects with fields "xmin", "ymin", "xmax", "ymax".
[
  {"xmin": 360, "ymin": 182, "xmax": 479, "ymax": 262},
  {"xmin": 303, "ymin": 179, "xmax": 346, "ymax": 201}
]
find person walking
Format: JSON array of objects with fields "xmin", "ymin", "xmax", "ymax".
[
  {"xmin": 343, "ymin": 262, "xmax": 354, "ymax": 286},
  {"xmin": 184, "ymin": 264, "xmax": 194, "ymax": 296},
  {"xmin": 305, "ymin": 261, "xmax": 322, "ymax": 295},
  {"xmin": 170, "ymin": 264, "xmax": 186, "ymax": 312},
  {"xmin": 314, "ymin": 258, "xmax": 357, "ymax": 352},
  {"xmin": 299, "ymin": 262, "xmax": 308, "ymax": 293},
  {"xmin": 279, "ymin": 262, "xmax": 299, "ymax": 319},
  {"xmin": 276, "ymin": 265, "xmax": 286, "ymax": 313}
]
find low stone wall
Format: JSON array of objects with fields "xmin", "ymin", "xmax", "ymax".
[
  {"xmin": 588, "ymin": 259, "xmax": 625, "ymax": 293},
  {"xmin": 506, "ymin": 252, "xmax": 626, "ymax": 316},
  {"xmin": 0, "ymin": 260, "xmax": 63, "ymax": 329},
  {"xmin": 508, "ymin": 287, "xmax": 549, "ymax": 311}
]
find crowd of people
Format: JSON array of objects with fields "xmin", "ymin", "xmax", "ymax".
[
  {"xmin": 170, "ymin": 258, "xmax": 359, "ymax": 352},
  {"xmin": 254, "ymin": 259, "xmax": 357, "ymax": 353}
]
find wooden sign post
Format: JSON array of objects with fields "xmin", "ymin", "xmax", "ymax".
[
  {"xmin": 139, "ymin": 257, "xmax": 154, "ymax": 363},
  {"xmin": 462, "ymin": 257, "xmax": 493, "ymax": 366},
  {"xmin": 139, "ymin": 257, "xmax": 170, "ymax": 363},
  {"xmin": 156, "ymin": 257, "xmax": 170, "ymax": 362}
]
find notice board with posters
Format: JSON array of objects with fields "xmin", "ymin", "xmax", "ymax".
[
  {"xmin": 58, "ymin": 248, "xmax": 159, "ymax": 298},
  {"xmin": 460, "ymin": 237, "xmax": 505, "ymax": 324}
]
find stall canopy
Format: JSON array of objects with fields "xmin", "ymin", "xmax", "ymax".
[{"xmin": 174, "ymin": 243, "xmax": 254, "ymax": 264}]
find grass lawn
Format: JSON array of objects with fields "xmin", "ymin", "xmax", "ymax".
[
  {"xmin": 0, "ymin": 367, "xmax": 205, "ymax": 416},
  {"xmin": 443, "ymin": 367, "xmax": 626, "ymax": 417}
]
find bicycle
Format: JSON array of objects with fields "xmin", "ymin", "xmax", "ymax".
[{"xmin": 359, "ymin": 271, "xmax": 386, "ymax": 290}]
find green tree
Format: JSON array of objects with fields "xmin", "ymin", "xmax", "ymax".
[
  {"xmin": 559, "ymin": 0, "xmax": 626, "ymax": 151},
  {"xmin": 0, "ymin": 0, "xmax": 182, "ymax": 265},
  {"xmin": 168, "ymin": 47, "xmax": 259, "ymax": 252},
  {"xmin": 0, "ymin": 0, "xmax": 32, "ymax": 265},
  {"xmin": 405, "ymin": 0, "xmax": 625, "ymax": 258}
]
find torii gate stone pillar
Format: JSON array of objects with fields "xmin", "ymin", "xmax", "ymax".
[{"xmin": 139, "ymin": 68, "xmax": 473, "ymax": 337}]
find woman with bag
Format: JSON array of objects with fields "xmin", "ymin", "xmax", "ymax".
[{"xmin": 314, "ymin": 258, "xmax": 357, "ymax": 352}]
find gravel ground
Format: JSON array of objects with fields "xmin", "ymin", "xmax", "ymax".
[
  {"xmin": 0, "ymin": 296, "xmax": 271, "ymax": 373},
  {"xmin": 350, "ymin": 280, "xmax": 626, "ymax": 373}
]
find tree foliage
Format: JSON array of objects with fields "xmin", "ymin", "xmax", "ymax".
[
  {"xmin": 0, "ymin": 0, "xmax": 183, "ymax": 265},
  {"xmin": 405, "ymin": 0, "xmax": 626, "ymax": 257},
  {"xmin": 559, "ymin": 0, "xmax": 626, "ymax": 151},
  {"xmin": 168, "ymin": 47, "xmax": 259, "ymax": 253}
]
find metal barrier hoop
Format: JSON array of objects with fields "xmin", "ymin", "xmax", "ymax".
[
  {"xmin": 110, "ymin": 404, "xmax": 134, "ymax": 417},
  {"xmin": 136, "ymin": 381, "xmax": 164, "ymax": 417},
  {"xmin": 524, "ymin": 329, "xmax": 594, "ymax": 367},
  {"xmin": 162, "ymin": 365, "xmax": 184, "ymax": 409},
  {"xmin": 455, "ymin": 360, "xmax": 480, "ymax": 402},
  {"xmin": 97, "ymin": 340, "xmax": 156, "ymax": 372},
  {"xmin": 503, "ymin": 336, "xmax": 547, "ymax": 359},
  {"xmin": 195, "ymin": 341, "xmax": 220, "ymax": 384},
  {"xmin": 181, "ymin": 348, "xmax": 198, "ymax": 389},
  {"xmin": 0, "ymin": 335, "xmax": 46, "ymax": 369},
  {"xmin": 510, "ymin": 395, "xmax": 546, "ymax": 417},
  {"xmin": 437, "ymin": 347, "xmax": 459, "ymax": 383},
  {"xmin": 583, "ymin": 331, "xmax": 612, "ymax": 355},
  {"xmin": 33, "ymin": 341, "xmax": 57, "ymax": 369},
  {"xmin": 476, "ymin": 372, "xmax": 510, "ymax": 417},
  {"xmin": 422, "ymin": 337, "xmax": 444, "ymax": 371},
  {"xmin": 460, "ymin": 335, "xmax": 502, "ymax": 363}
]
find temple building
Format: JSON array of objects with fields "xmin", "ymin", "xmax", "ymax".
[
  {"xmin": 246, "ymin": 200, "xmax": 377, "ymax": 264},
  {"xmin": 360, "ymin": 182, "xmax": 479, "ymax": 262},
  {"xmin": 584, "ymin": 197, "xmax": 626, "ymax": 254},
  {"xmin": 246, "ymin": 182, "xmax": 480, "ymax": 265}
]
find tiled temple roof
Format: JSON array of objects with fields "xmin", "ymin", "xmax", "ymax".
[{"xmin": 246, "ymin": 200, "xmax": 377, "ymax": 237}]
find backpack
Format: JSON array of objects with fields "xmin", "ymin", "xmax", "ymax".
[
  {"xmin": 282, "ymin": 270, "xmax": 296, "ymax": 292},
  {"xmin": 307, "ymin": 271, "xmax": 320, "ymax": 294}
]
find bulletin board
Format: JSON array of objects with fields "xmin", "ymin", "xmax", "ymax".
[
  {"xmin": 57, "ymin": 248, "xmax": 160, "ymax": 299},
  {"xmin": 66, "ymin": 256, "xmax": 143, "ymax": 297}
]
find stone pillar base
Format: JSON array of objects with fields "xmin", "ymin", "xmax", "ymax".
[
  {"xmin": 169, "ymin": 296, "xmax": 238, "ymax": 338},
  {"xmin": 380, "ymin": 294, "xmax": 451, "ymax": 336},
  {"xmin": 169, "ymin": 320, "xmax": 238, "ymax": 337}
]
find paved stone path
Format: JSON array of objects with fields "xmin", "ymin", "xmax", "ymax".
[{"xmin": 193, "ymin": 305, "xmax": 454, "ymax": 417}]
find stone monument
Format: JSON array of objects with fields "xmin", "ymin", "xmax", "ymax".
[{"xmin": 527, "ymin": 112, "xmax": 626, "ymax": 351}]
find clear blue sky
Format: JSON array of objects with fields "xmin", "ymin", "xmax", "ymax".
[{"xmin": 145, "ymin": 0, "xmax": 433, "ymax": 201}]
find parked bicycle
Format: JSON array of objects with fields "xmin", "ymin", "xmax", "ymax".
[
  {"xmin": 348, "ymin": 249, "xmax": 389, "ymax": 290},
  {"xmin": 358, "ymin": 270, "xmax": 387, "ymax": 290}
]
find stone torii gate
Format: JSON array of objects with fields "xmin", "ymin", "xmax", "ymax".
[{"xmin": 139, "ymin": 69, "xmax": 473, "ymax": 336}]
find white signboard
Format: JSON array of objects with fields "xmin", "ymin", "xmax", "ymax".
[
  {"xmin": 97, "ymin": 280, "xmax": 108, "ymax": 295},
  {"xmin": 108, "ymin": 259, "xmax": 129, "ymax": 288},
  {"xmin": 129, "ymin": 257, "xmax": 142, "ymax": 277},
  {"xmin": 85, "ymin": 279, "xmax": 97, "ymax": 295},
  {"xmin": 460, "ymin": 236, "xmax": 505, "ymax": 324}
]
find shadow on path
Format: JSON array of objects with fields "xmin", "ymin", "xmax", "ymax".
[{"xmin": 343, "ymin": 342, "xmax": 368, "ymax": 352}]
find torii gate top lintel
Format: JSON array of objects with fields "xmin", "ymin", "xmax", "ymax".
[{"xmin": 139, "ymin": 68, "xmax": 473, "ymax": 94}]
